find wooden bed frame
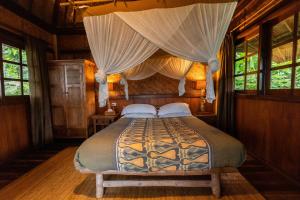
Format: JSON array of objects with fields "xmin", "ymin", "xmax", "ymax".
[{"xmin": 79, "ymin": 167, "xmax": 238, "ymax": 198}]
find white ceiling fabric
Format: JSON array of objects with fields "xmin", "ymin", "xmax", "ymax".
[{"xmin": 84, "ymin": 2, "xmax": 237, "ymax": 107}]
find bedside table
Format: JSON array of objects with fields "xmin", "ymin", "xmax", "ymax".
[
  {"xmin": 91, "ymin": 114, "xmax": 119, "ymax": 135},
  {"xmin": 195, "ymin": 112, "xmax": 217, "ymax": 127}
]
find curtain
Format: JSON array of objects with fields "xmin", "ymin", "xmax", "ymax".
[
  {"xmin": 157, "ymin": 57, "xmax": 193, "ymax": 96},
  {"xmin": 26, "ymin": 36, "xmax": 53, "ymax": 147},
  {"xmin": 83, "ymin": 13, "xmax": 159, "ymax": 107},
  {"xmin": 84, "ymin": 1, "xmax": 237, "ymax": 106},
  {"xmin": 217, "ymin": 34, "xmax": 235, "ymax": 135},
  {"xmin": 115, "ymin": 2, "xmax": 237, "ymax": 102},
  {"xmin": 120, "ymin": 56, "xmax": 193, "ymax": 99}
]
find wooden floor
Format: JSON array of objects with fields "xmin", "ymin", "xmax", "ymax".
[
  {"xmin": 0, "ymin": 144, "xmax": 299, "ymax": 200},
  {"xmin": 0, "ymin": 143, "xmax": 68, "ymax": 188},
  {"xmin": 0, "ymin": 147, "xmax": 264, "ymax": 200},
  {"xmin": 239, "ymin": 155, "xmax": 300, "ymax": 200}
]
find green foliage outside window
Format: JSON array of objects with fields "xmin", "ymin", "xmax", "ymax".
[
  {"xmin": 235, "ymin": 59, "xmax": 245, "ymax": 75},
  {"xmin": 4, "ymin": 81, "xmax": 22, "ymax": 96},
  {"xmin": 295, "ymin": 66, "xmax": 300, "ymax": 89},
  {"xmin": 1, "ymin": 44, "xmax": 29, "ymax": 96},
  {"xmin": 23, "ymin": 82, "xmax": 30, "ymax": 95},
  {"xmin": 246, "ymin": 74, "xmax": 257, "ymax": 90},
  {"xmin": 234, "ymin": 76, "xmax": 244, "ymax": 90},
  {"xmin": 234, "ymin": 35, "xmax": 259, "ymax": 91},
  {"xmin": 235, "ymin": 43, "xmax": 245, "ymax": 59},
  {"xmin": 23, "ymin": 66, "xmax": 29, "ymax": 80},
  {"xmin": 247, "ymin": 54, "xmax": 258, "ymax": 72},
  {"xmin": 271, "ymin": 68, "xmax": 292, "ymax": 89},
  {"xmin": 2, "ymin": 44, "xmax": 20, "ymax": 63},
  {"xmin": 22, "ymin": 50, "xmax": 27, "ymax": 64},
  {"xmin": 3, "ymin": 63, "xmax": 20, "ymax": 79}
]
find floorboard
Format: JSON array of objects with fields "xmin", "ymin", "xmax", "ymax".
[
  {"xmin": 0, "ymin": 147, "xmax": 264, "ymax": 200},
  {"xmin": 0, "ymin": 143, "xmax": 299, "ymax": 199}
]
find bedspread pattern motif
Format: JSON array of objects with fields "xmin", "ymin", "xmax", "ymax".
[{"xmin": 116, "ymin": 118, "xmax": 211, "ymax": 172}]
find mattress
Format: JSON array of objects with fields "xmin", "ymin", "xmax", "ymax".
[{"xmin": 74, "ymin": 116, "xmax": 246, "ymax": 172}]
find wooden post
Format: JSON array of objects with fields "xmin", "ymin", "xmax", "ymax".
[
  {"xmin": 211, "ymin": 171, "xmax": 221, "ymax": 198},
  {"xmin": 96, "ymin": 173, "xmax": 104, "ymax": 198}
]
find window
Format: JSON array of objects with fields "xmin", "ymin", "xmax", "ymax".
[
  {"xmin": 234, "ymin": 35, "xmax": 260, "ymax": 92},
  {"xmin": 0, "ymin": 43, "xmax": 29, "ymax": 97},
  {"xmin": 270, "ymin": 13, "xmax": 300, "ymax": 92}
]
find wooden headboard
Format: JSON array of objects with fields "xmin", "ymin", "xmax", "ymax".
[{"xmin": 96, "ymin": 73, "xmax": 216, "ymax": 114}]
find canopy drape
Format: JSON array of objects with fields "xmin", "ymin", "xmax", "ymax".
[
  {"xmin": 115, "ymin": 2, "xmax": 237, "ymax": 102},
  {"xmin": 155, "ymin": 57, "xmax": 193, "ymax": 96},
  {"xmin": 84, "ymin": 2, "xmax": 237, "ymax": 106},
  {"xmin": 120, "ymin": 57, "xmax": 165, "ymax": 100},
  {"xmin": 121, "ymin": 56, "xmax": 193, "ymax": 99},
  {"xmin": 84, "ymin": 13, "xmax": 158, "ymax": 107}
]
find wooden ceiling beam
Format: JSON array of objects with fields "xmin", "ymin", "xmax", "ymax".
[
  {"xmin": 83, "ymin": 0, "xmax": 237, "ymax": 16},
  {"xmin": 229, "ymin": 0, "xmax": 285, "ymax": 33},
  {"xmin": 60, "ymin": 0, "xmax": 114, "ymax": 7},
  {"xmin": 0, "ymin": 0, "xmax": 56, "ymax": 33}
]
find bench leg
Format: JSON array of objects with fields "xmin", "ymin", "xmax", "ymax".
[
  {"xmin": 211, "ymin": 172, "xmax": 221, "ymax": 198},
  {"xmin": 96, "ymin": 173, "xmax": 104, "ymax": 198}
]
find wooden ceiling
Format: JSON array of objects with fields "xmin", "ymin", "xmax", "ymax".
[{"xmin": 0, "ymin": 0, "xmax": 293, "ymax": 33}]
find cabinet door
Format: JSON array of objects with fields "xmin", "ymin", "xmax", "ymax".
[
  {"xmin": 48, "ymin": 66, "xmax": 67, "ymax": 131},
  {"xmin": 64, "ymin": 64, "xmax": 86, "ymax": 136}
]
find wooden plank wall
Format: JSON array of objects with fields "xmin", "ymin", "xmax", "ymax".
[
  {"xmin": 235, "ymin": 96, "xmax": 300, "ymax": 182},
  {"xmin": 57, "ymin": 34, "xmax": 91, "ymax": 59},
  {"xmin": 0, "ymin": 102, "xmax": 30, "ymax": 164},
  {"xmin": 97, "ymin": 73, "xmax": 215, "ymax": 114},
  {"xmin": 0, "ymin": 6, "xmax": 54, "ymax": 164},
  {"xmin": 0, "ymin": 6, "xmax": 54, "ymax": 47},
  {"xmin": 104, "ymin": 96, "xmax": 214, "ymax": 115}
]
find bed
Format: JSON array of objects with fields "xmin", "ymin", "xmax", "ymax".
[{"xmin": 74, "ymin": 104, "xmax": 246, "ymax": 198}]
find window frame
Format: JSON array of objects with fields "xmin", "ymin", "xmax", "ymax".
[
  {"xmin": 0, "ymin": 39, "xmax": 29, "ymax": 99},
  {"xmin": 266, "ymin": 12, "xmax": 300, "ymax": 96},
  {"xmin": 234, "ymin": 32, "xmax": 261, "ymax": 94}
]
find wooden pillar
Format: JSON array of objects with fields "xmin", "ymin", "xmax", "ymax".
[
  {"xmin": 211, "ymin": 171, "xmax": 221, "ymax": 198},
  {"xmin": 96, "ymin": 173, "xmax": 104, "ymax": 198}
]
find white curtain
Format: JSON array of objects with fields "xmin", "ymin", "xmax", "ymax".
[
  {"xmin": 158, "ymin": 57, "xmax": 193, "ymax": 96},
  {"xmin": 84, "ymin": 13, "xmax": 158, "ymax": 107},
  {"xmin": 84, "ymin": 2, "xmax": 237, "ymax": 106},
  {"xmin": 120, "ymin": 58, "xmax": 161, "ymax": 100},
  {"xmin": 121, "ymin": 56, "xmax": 193, "ymax": 99},
  {"xmin": 115, "ymin": 2, "xmax": 237, "ymax": 102}
]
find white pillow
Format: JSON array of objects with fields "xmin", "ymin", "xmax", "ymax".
[
  {"xmin": 121, "ymin": 104, "xmax": 157, "ymax": 115},
  {"xmin": 159, "ymin": 113, "xmax": 192, "ymax": 118},
  {"xmin": 158, "ymin": 103, "xmax": 191, "ymax": 116},
  {"xmin": 122, "ymin": 113, "xmax": 157, "ymax": 118}
]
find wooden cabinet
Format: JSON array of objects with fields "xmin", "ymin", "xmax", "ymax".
[{"xmin": 48, "ymin": 60, "xmax": 96, "ymax": 139}]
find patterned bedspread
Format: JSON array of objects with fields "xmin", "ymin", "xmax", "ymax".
[{"xmin": 116, "ymin": 118, "xmax": 211, "ymax": 172}]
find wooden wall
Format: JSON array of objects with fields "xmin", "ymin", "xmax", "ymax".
[
  {"xmin": 57, "ymin": 34, "xmax": 91, "ymax": 59},
  {"xmin": 0, "ymin": 6, "xmax": 54, "ymax": 47},
  {"xmin": 235, "ymin": 96, "xmax": 300, "ymax": 182},
  {"xmin": 97, "ymin": 73, "xmax": 215, "ymax": 114},
  {"xmin": 0, "ymin": 102, "xmax": 30, "ymax": 164},
  {"xmin": 0, "ymin": 6, "xmax": 53, "ymax": 164}
]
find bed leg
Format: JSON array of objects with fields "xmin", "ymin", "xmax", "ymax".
[
  {"xmin": 211, "ymin": 171, "xmax": 221, "ymax": 198},
  {"xmin": 96, "ymin": 173, "xmax": 104, "ymax": 198}
]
